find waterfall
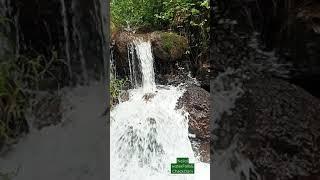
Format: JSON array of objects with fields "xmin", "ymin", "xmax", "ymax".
[
  {"xmin": 0, "ymin": 0, "xmax": 5, "ymax": 16},
  {"xmin": 60, "ymin": 0, "xmax": 73, "ymax": 81},
  {"xmin": 14, "ymin": 11, "xmax": 20, "ymax": 56},
  {"xmin": 126, "ymin": 40, "xmax": 156, "ymax": 92},
  {"xmin": 209, "ymin": 69, "xmax": 261, "ymax": 180},
  {"xmin": 110, "ymin": 46, "xmax": 116, "ymax": 79},
  {"xmin": 0, "ymin": 0, "xmax": 14, "ymax": 58},
  {"xmin": 95, "ymin": 0, "xmax": 109, "ymax": 81},
  {"xmin": 134, "ymin": 40, "xmax": 156, "ymax": 93},
  {"xmin": 110, "ymin": 40, "xmax": 209, "ymax": 180},
  {"xmin": 0, "ymin": 0, "xmax": 10, "ymax": 17},
  {"xmin": 127, "ymin": 43, "xmax": 138, "ymax": 88},
  {"xmin": 71, "ymin": 0, "xmax": 88, "ymax": 83}
]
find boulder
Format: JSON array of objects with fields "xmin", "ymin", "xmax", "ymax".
[
  {"xmin": 150, "ymin": 31, "xmax": 188, "ymax": 62},
  {"xmin": 214, "ymin": 77, "xmax": 320, "ymax": 179}
]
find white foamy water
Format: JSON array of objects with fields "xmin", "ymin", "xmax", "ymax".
[
  {"xmin": 110, "ymin": 40, "xmax": 209, "ymax": 180},
  {"xmin": 0, "ymin": 82, "xmax": 107, "ymax": 180},
  {"xmin": 210, "ymin": 68, "xmax": 261, "ymax": 180}
]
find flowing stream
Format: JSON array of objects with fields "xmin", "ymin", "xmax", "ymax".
[{"xmin": 110, "ymin": 40, "xmax": 209, "ymax": 180}]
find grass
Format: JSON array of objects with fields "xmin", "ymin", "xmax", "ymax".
[{"xmin": 0, "ymin": 167, "xmax": 20, "ymax": 180}]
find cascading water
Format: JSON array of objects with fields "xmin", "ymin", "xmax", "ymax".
[
  {"xmin": 210, "ymin": 68, "xmax": 261, "ymax": 180},
  {"xmin": 13, "ymin": 11, "xmax": 20, "ymax": 56},
  {"xmin": 0, "ymin": 0, "xmax": 10, "ymax": 17},
  {"xmin": 127, "ymin": 42, "xmax": 138, "ymax": 88},
  {"xmin": 134, "ymin": 40, "xmax": 156, "ymax": 92},
  {"xmin": 110, "ymin": 46, "xmax": 116, "ymax": 79},
  {"xmin": 60, "ymin": 0, "xmax": 73, "ymax": 80},
  {"xmin": 71, "ymin": 0, "xmax": 88, "ymax": 83},
  {"xmin": 0, "ymin": 0, "xmax": 14, "ymax": 57},
  {"xmin": 110, "ymin": 40, "xmax": 209, "ymax": 180}
]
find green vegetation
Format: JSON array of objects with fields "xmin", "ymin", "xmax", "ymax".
[
  {"xmin": 111, "ymin": 0, "xmax": 163, "ymax": 28},
  {"xmin": 160, "ymin": 32, "xmax": 188, "ymax": 52},
  {"xmin": 2, "ymin": 14, "xmax": 69, "ymax": 148},
  {"xmin": 111, "ymin": 0, "xmax": 209, "ymax": 29},
  {"xmin": 110, "ymin": 77, "xmax": 127, "ymax": 106},
  {"xmin": 0, "ymin": 167, "xmax": 19, "ymax": 180},
  {"xmin": 111, "ymin": 0, "xmax": 210, "ymax": 67},
  {"xmin": 155, "ymin": 0, "xmax": 209, "ymax": 30},
  {"xmin": 0, "ymin": 60, "xmax": 26, "ymax": 145},
  {"xmin": 1, "ymin": 16, "xmax": 66, "ymax": 148}
]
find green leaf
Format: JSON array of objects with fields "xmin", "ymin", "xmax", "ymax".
[
  {"xmin": 191, "ymin": 8, "xmax": 200, "ymax": 15},
  {"xmin": 200, "ymin": 0, "xmax": 209, "ymax": 9}
]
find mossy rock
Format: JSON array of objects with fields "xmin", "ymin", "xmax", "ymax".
[
  {"xmin": 112, "ymin": 31, "xmax": 188, "ymax": 69},
  {"xmin": 110, "ymin": 21, "xmax": 119, "ymax": 39},
  {"xmin": 150, "ymin": 31, "xmax": 188, "ymax": 62}
]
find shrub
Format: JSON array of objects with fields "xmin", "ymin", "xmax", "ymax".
[
  {"xmin": 0, "ymin": 58, "xmax": 27, "ymax": 146},
  {"xmin": 111, "ymin": 0, "xmax": 163, "ymax": 28},
  {"xmin": 111, "ymin": 0, "xmax": 209, "ymax": 30}
]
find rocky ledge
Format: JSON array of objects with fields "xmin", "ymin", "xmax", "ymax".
[
  {"xmin": 112, "ymin": 31, "xmax": 188, "ymax": 68},
  {"xmin": 177, "ymin": 85, "xmax": 210, "ymax": 163}
]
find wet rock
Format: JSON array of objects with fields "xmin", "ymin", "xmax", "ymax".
[
  {"xmin": 177, "ymin": 86, "xmax": 210, "ymax": 140},
  {"xmin": 119, "ymin": 91, "xmax": 129, "ymax": 102},
  {"xmin": 147, "ymin": 117, "xmax": 156, "ymax": 125},
  {"xmin": 177, "ymin": 86, "xmax": 210, "ymax": 163},
  {"xmin": 195, "ymin": 67, "xmax": 214, "ymax": 90},
  {"xmin": 112, "ymin": 31, "xmax": 137, "ymax": 68},
  {"xmin": 190, "ymin": 140, "xmax": 210, "ymax": 163},
  {"xmin": 143, "ymin": 93, "xmax": 156, "ymax": 102},
  {"xmin": 214, "ymin": 77, "xmax": 320, "ymax": 179}
]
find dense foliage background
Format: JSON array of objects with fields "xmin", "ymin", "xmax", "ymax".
[{"xmin": 111, "ymin": 0, "xmax": 209, "ymax": 30}]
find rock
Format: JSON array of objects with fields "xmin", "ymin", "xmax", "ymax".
[
  {"xmin": 177, "ymin": 86, "xmax": 210, "ymax": 163},
  {"xmin": 112, "ymin": 31, "xmax": 137, "ymax": 68},
  {"xmin": 143, "ymin": 93, "xmax": 156, "ymax": 102},
  {"xmin": 214, "ymin": 77, "xmax": 320, "ymax": 179},
  {"xmin": 191, "ymin": 140, "xmax": 210, "ymax": 163},
  {"xmin": 195, "ymin": 67, "xmax": 214, "ymax": 90},
  {"xmin": 150, "ymin": 31, "xmax": 188, "ymax": 62},
  {"xmin": 119, "ymin": 91, "xmax": 129, "ymax": 102},
  {"xmin": 177, "ymin": 86, "xmax": 210, "ymax": 140}
]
